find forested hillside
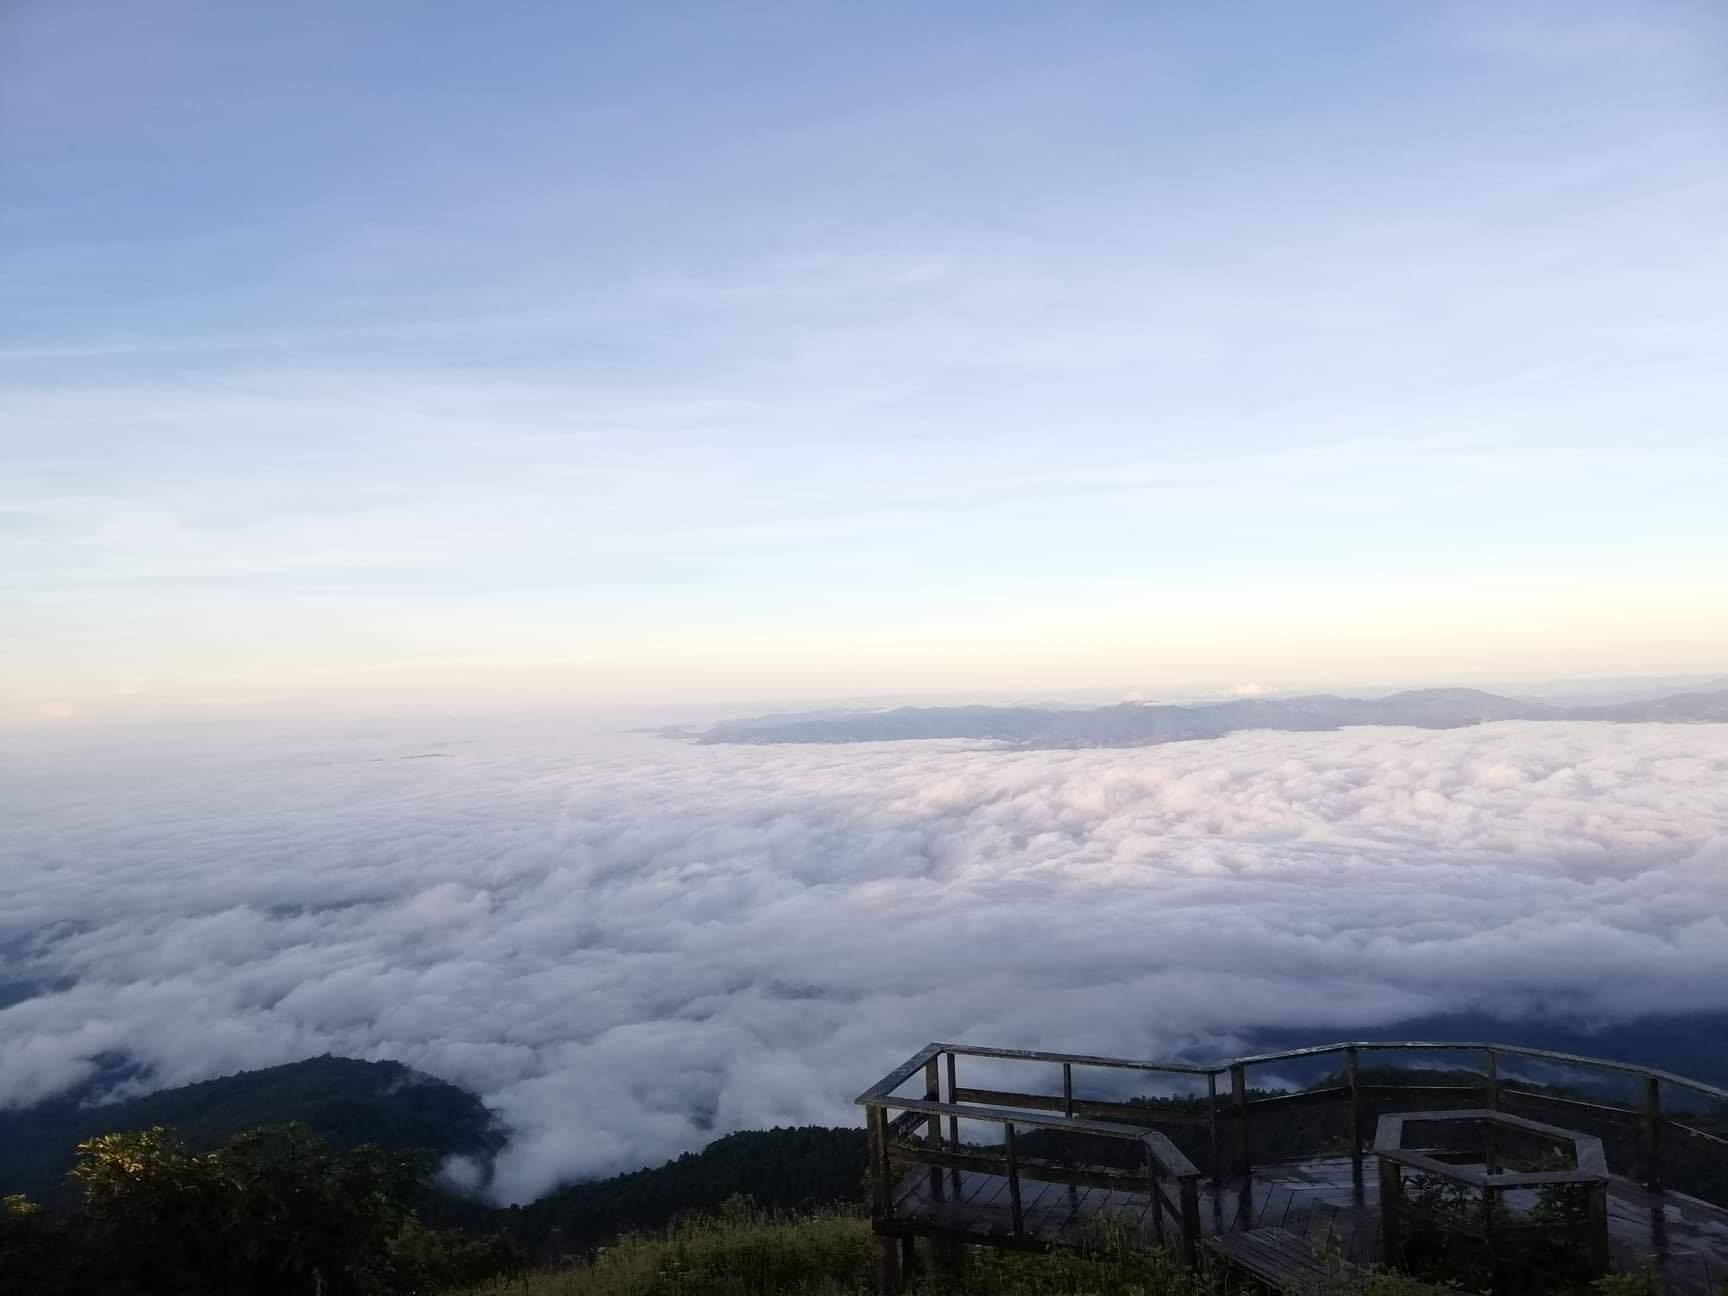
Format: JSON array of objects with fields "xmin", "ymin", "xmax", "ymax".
[
  {"xmin": 0, "ymin": 1055, "xmax": 503, "ymax": 1206},
  {"xmin": 504, "ymin": 1126, "xmax": 867, "ymax": 1259}
]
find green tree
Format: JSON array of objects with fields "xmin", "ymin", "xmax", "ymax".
[{"xmin": 0, "ymin": 1123, "xmax": 519, "ymax": 1295}]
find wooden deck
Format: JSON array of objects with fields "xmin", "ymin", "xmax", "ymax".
[
  {"xmin": 859, "ymin": 1040, "xmax": 1728, "ymax": 1294},
  {"xmin": 887, "ymin": 1156, "xmax": 1728, "ymax": 1293}
]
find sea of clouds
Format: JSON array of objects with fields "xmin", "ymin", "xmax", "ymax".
[{"xmin": 2, "ymin": 713, "xmax": 1726, "ymax": 1203}]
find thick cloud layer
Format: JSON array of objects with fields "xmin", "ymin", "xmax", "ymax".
[{"xmin": 2, "ymin": 717, "xmax": 1726, "ymax": 1202}]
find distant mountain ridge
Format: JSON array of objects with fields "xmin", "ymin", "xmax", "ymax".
[{"xmin": 697, "ymin": 686, "xmax": 1728, "ymax": 748}]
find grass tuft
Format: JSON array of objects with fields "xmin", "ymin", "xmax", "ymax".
[{"xmin": 454, "ymin": 1197, "xmax": 1468, "ymax": 1296}]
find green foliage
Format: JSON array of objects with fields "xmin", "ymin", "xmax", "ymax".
[
  {"xmin": 0, "ymin": 1123, "xmax": 520, "ymax": 1295},
  {"xmin": 453, "ymin": 1204, "xmax": 1464, "ymax": 1296},
  {"xmin": 512, "ymin": 1126, "xmax": 868, "ymax": 1260},
  {"xmin": 947, "ymin": 1210, "xmax": 1218, "ymax": 1296},
  {"xmin": 69, "ymin": 1124, "xmax": 424, "ymax": 1294},
  {"xmin": 1396, "ymin": 1166, "xmax": 1600, "ymax": 1294},
  {"xmin": 8, "ymin": 1057, "xmax": 1724, "ymax": 1292},
  {"xmin": 1592, "ymin": 1269, "xmax": 1661, "ymax": 1296},
  {"xmin": 458, "ymin": 1199, "xmax": 872, "ymax": 1296}
]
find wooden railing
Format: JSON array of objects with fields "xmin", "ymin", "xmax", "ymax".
[
  {"xmin": 1374, "ymin": 1109, "xmax": 1613, "ymax": 1277},
  {"xmin": 857, "ymin": 1039, "xmax": 1728, "ymax": 1259},
  {"xmin": 856, "ymin": 1043, "xmax": 1206, "ymax": 1264},
  {"xmin": 1220, "ymin": 1039, "xmax": 1728, "ymax": 1197}
]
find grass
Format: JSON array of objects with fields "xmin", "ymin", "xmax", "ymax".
[
  {"xmin": 452, "ymin": 1197, "xmax": 1463, "ymax": 1296},
  {"xmin": 455, "ymin": 1198, "xmax": 871, "ymax": 1296}
]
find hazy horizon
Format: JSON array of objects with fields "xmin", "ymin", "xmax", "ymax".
[
  {"xmin": 6, "ymin": 0, "xmax": 1728, "ymax": 723},
  {"xmin": 9, "ymin": 669, "xmax": 1728, "ymax": 737}
]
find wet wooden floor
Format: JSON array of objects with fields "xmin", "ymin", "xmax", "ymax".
[{"xmin": 892, "ymin": 1156, "xmax": 1728, "ymax": 1293}]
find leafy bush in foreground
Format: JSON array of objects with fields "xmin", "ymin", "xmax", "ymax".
[{"xmin": 0, "ymin": 1123, "xmax": 520, "ymax": 1295}]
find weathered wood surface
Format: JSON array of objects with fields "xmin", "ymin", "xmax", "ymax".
[
  {"xmin": 1374, "ymin": 1108, "xmax": 1610, "ymax": 1185},
  {"xmin": 1204, "ymin": 1225, "xmax": 1364, "ymax": 1290},
  {"xmin": 886, "ymin": 1157, "xmax": 1728, "ymax": 1294},
  {"xmin": 937, "ymin": 1041, "xmax": 1212, "ymax": 1076},
  {"xmin": 872, "ymin": 1095, "xmax": 1200, "ymax": 1178},
  {"xmin": 857, "ymin": 1043, "xmax": 944, "ymax": 1103},
  {"xmin": 862, "ymin": 1041, "xmax": 1728, "ymax": 1293},
  {"xmin": 1221, "ymin": 1041, "xmax": 1728, "ymax": 1104},
  {"xmin": 861, "ymin": 1039, "xmax": 1728, "ymax": 1206},
  {"xmin": 865, "ymin": 1038, "xmax": 1728, "ymax": 1104},
  {"xmin": 952, "ymin": 1085, "xmax": 1210, "ymax": 1127}
]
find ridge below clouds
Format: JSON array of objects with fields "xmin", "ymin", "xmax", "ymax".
[{"xmin": 699, "ymin": 686, "xmax": 1728, "ymax": 747}]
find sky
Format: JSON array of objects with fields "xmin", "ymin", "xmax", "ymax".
[
  {"xmin": 3, "ymin": 716, "xmax": 1725, "ymax": 1201},
  {"xmin": 4, "ymin": 0, "xmax": 1727, "ymax": 721}
]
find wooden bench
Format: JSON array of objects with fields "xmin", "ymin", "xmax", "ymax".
[{"xmin": 1204, "ymin": 1227, "xmax": 1363, "ymax": 1292}]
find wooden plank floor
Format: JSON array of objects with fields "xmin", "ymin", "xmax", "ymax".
[
  {"xmin": 891, "ymin": 1156, "xmax": 1728, "ymax": 1294},
  {"xmin": 1206, "ymin": 1226, "xmax": 1368, "ymax": 1285}
]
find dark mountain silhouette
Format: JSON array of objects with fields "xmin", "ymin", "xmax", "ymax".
[
  {"xmin": 502, "ymin": 1126, "xmax": 867, "ymax": 1259},
  {"xmin": 0, "ymin": 1057, "xmax": 864, "ymax": 1253},
  {"xmin": 0, "ymin": 1055, "xmax": 504, "ymax": 1207},
  {"xmin": 697, "ymin": 686, "xmax": 1728, "ymax": 748}
]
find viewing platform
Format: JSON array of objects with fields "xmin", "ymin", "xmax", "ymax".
[{"xmin": 857, "ymin": 1040, "xmax": 1728, "ymax": 1293}]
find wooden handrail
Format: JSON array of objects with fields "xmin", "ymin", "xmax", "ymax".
[
  {"xmin": 1218, "ymin": 1040, "xmax": 1728, "ymax": 1105},
  {"xmin": 859, "ymin": 1094, "xmax": 1201, "ymax": 1180},
  {"xmin": 936, "ymin": 1041, "xmax": 1215, "ymax": 1076},
  {"xmin": 912, "ymin": 1038, "xmax": 1728, "ymax": 1105},
  {"xmin": 856, "ymin": 1042, "xmax": 944, "ymax": 1103},
  {"xmin": 861, "ymin": 1086, "xmax": 1202, "ymax": 1267}
]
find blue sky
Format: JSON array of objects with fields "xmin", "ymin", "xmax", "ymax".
[{"xmin": 4, "ymin": 0, "xmax": 1726, "ymax": 719}]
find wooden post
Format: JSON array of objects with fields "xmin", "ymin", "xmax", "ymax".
[
  {"xmin": 873, "ymin": 1235, "xmax": 901, "ymax": 1296},
  {"xmin": 1147, "ymin": 1144, "xmax": 1164, "ymax": 1241},
  {"xmin": 879, "ymin": 1107, "xmax": 900, "ymax": 1225},
  {"xmin": 1643, "ymin": 1075, "xmax": 1663, "ymax": 1193},
  {"xmin": 1482, "ymin": 1181, "xmax": 1497, "ymax": 1280},
  {"xmin": 1147, "ymin": 1168, "xmax": 1161, "ymax": 1251},
  {"xmin": 1179, "ymin": 1177, "xmax": 1202, "ymax": 1268},
  {"xmin": 1062, "ymin": 1062, "xmax": 1074, "ymax": 1118},
  {"xmin": 1207, "ymin": 1071, "xmax": 1221, "ymax": 1184},
  {"xmin": 1345, "ymin": 1046, "xmax": 1361, "ymax": 1168},
  {"xmin": 925, "ymin": 1055, "xmax": 944, "ymax": 1199},
  {"xmin": 1377, "ymin": 1158, "xmax": 1403, "ymax": 1263},
  {"xmin": 930, "ymin": 1238, "xmax": 967, "ymax": 1277},
  {"xmin": 1587, "ymin": 1180, "xmax": 1610, "ymax": 1275},
  {"xmin": 1004, "ymin": 1123, "xmax": 1024, "ymax": 1234},
  {"xmin": 1484, "ymin": 1048, "xmax": 1499, "ymax": 1111},
  {"xmin": 1231, "ymin": 1063, "xmax": 1251, "ymax": 1176},
  {"xmin": 945, "ymin": 1052, "xmax": 959, "ymax": 1151},
  {"xmin": 869, "ymin": 1104, "xmax": 899, "ymax": 1296},
  {"xmin": 867, "ymin": 1106, "xmax": 889, "ymax": 1218}
]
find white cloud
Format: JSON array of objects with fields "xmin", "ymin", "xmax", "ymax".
[{"xmin": 1, "ymin": 717, "xmax": 1725, "ymax": 1202}]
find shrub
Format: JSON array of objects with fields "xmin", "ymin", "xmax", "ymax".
[{"xmin": 0, "ymin": 1123, "xmax": 520, "ymax": 1295}]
